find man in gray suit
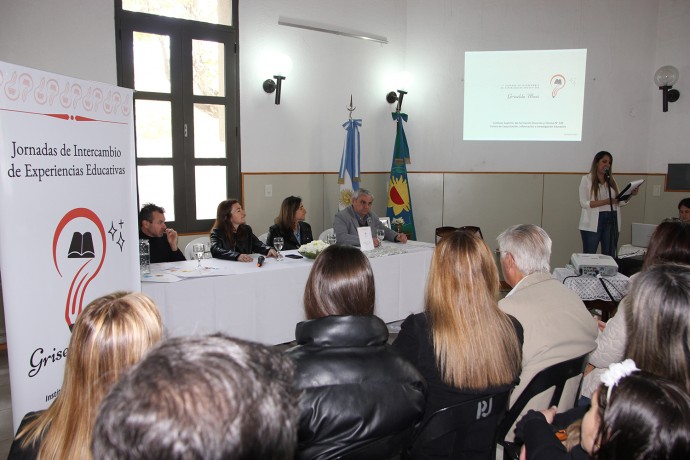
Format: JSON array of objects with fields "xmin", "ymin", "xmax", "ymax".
[
  {"xmin": 333, "ymin": 188, "xmax": 408, "ymax": 247},
  {"xmin": 497, "ymin": 224, "xmax": 597, "ymax": 439}
]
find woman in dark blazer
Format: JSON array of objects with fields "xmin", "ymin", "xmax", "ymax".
[
  {"xmin": 210, "ymin": 199, "xmax": 277, "ymax": 262},
  {"xmin": 266, "ymin": 196, "xmax": 313, "ymax": 250}
]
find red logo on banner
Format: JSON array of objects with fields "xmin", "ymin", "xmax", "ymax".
[{"xmin": 52, "ymin": 208, "xmax": 106, "ymax": 329}]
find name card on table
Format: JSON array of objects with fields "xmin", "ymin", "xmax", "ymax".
[{"xmin": 358, "ymin": 227, "xmax": 375, "ymax": 251}]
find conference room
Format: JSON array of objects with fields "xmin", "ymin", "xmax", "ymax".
[{"xmin": 0, "ymin": 0, "xmax": 689, "ymax": 457}]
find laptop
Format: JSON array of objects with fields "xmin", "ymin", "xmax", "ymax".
[{"xmin": 631, "ymin": 223, "xmax": 657, "ymax": 248}]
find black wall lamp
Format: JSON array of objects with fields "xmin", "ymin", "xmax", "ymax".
[
  {"xmin": 386, "ymin": 90, "xmax": 408, "ymax": 113},
  {"xmin": 654, "ymin": 65, "xmax": 680, "ymax": 112},
  {"xmin": 263, "ymin": 76, "xmax": 286, "ymax": 105}
]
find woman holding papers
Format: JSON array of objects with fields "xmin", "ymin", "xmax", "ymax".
[
  {"xmin": 578, "ymin": 151, "xmax": 637, "ymax": 257},
  {"xmin": 210, "ymin": 199, "xmax": 278, "ymax": 262}
]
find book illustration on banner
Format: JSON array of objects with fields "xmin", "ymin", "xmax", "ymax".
[
  {"xmin": 617, "ymin": 179, "xmax": 644, "ymax": 202},
  {"xmin": 67, "ymin": 232, "xmax": 95, "ymax": 258},
  {"xmin": 53, "ymin": 208, "xmax": 110, "ymax": 330}
]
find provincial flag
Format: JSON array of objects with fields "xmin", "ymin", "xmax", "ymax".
[{"xmin": 386, "ymin": 112, "xmax": 416, "ymax": 239}]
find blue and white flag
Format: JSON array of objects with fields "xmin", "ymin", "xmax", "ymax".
[{"xmin": 338, "ymin": 118, "xmax": 361, "ymax": 210}]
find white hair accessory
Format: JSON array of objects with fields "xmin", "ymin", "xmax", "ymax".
[{"xmin": 600, "ymin": 359, "xmax": 639, "ymax": 400}]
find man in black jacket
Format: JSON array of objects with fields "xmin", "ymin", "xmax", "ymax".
[{"xmin": 138, "ymin": 203, "xmax": 186, "ymax": 263}]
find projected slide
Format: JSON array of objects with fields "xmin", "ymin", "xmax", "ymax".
[{"xmin": 463, "ymin": 49, "xmax": 587, "ymax": 141}]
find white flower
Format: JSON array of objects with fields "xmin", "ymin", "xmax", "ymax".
[
  {"xmin": 392, "ymin": 217, "xmax": 405, "ymax": 225},
  {"xmin": 299, "ymin": 240, "xmax": 329, "ymax": 253},
  {"xmin": 600, "ymin": 359, "xmax": 639, "ymax": 399}
]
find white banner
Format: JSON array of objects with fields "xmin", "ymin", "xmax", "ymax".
[{"xmin": 0, "ymin": 61, "xmax": 139, "ymax": 431}]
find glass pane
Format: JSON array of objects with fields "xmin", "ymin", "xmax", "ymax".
[
  {"xmin": 135, "ymin": 100, "xmax": 172, "ymax": 158},
  {"xmin": 193, "ymin": 40, "xmax": 225, "ymax": 97},
  {"xmin": 194, "ymin": 104, "xmax": 226, "ymax": 158},
  {"xmin": 195, "ymin": 166, "xmax": 226, "ymax": 220},
  {"xmin": 133, "ymin": 32, "xmax": 170, "ymax": 93},
  {"xmin": 123, "ymin": 0, "xmax": 232, "ymax": 26},
  {"xmin": 138, "ymin": 166, "xmax": 175, "ymax": 221}
]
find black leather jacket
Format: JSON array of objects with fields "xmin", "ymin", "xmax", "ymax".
[
  {"xmin": 209, "ymin": 225, "xmax": 271, "ymax": 261},
  {"xmin": 286, "ymin": 315, "xmax": 427, "ymax": 460}
]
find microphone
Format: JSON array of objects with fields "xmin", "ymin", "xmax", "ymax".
[
  {"xmin": 604, "ymin": 168, "xmax": 611, "ymax": 179},
  {"xmin": 257, "ymin": 256, "xmax": 265, "ymax": 267}
]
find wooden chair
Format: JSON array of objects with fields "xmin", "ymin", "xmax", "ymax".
[
  {"xmin": 435, "ymin": 226, "xmax": 484, "ymax": 244},
  {"xmin": 496, "ymin": 353, "xmax": 589, "ymax": 460},
  {"xmin": 402, "ymin": 390, "xmax": 511, "ymax": 460}
]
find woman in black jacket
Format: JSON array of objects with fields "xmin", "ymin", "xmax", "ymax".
[
  {"xmin": 266, "ymin": 196, "xmax": 313, "ymax": 250},
  {"xmin": 286, "ymin": 245, "xmax": 427, "ymax": 460},
  {"xmin": 210, "ymin": 199, "xmax": 277, "ymax": 262}
]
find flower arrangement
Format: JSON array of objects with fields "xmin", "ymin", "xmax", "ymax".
[
  {"xmin": 392, "ymin": 217, "xmax": 405, "ymax": 233},
  {"xmin": 298, "ymin": 240, "xmax": 330, "ymax": 259}
]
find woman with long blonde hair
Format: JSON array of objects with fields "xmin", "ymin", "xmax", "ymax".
[
  {"xmin": 9, "ymin": 291, "xmax": 163, "ymax": 460},
  {"xmin": 393, "ymin": 230, "xmax": 522, "ymax": 457}
]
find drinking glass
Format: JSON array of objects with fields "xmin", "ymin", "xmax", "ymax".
[
  {"xmin": 327, "ymin": 233, "xmax": 337, "ymax": 245},
  {"xmin": 376, "ymin": 229, "xmax": 385, "ymax": 245},
  {"xmin": 274, "ymin": 237, "xmax": 284, "ymax": 261},
  {"xmin": 192, "ymin": 243, "xmax": 205, "ymax": 269}
]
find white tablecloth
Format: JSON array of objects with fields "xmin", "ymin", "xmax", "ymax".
[
  {"xmin": 553, "ymin": 266, "xmax": 630, "ymax": 301},
  {"xmin": 142, "ymin": 242, "xmax": 434, "ymax": 345}
]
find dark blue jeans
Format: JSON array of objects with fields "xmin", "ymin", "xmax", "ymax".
[{"xmin": 581, "ymin": 211, "xmax": 618, "ymax": 257}]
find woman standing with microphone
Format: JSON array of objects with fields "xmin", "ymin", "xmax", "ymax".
[{"xmin": 579, "ymin": 151, "xmax": 635, "ymax": 257}]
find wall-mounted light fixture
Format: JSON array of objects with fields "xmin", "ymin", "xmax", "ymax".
[
  {"xmin": 262, "ymin": 53, "xmax": 293, "ymax": 105},
  {"xmin": 386, "ymin": 71, "xmax": 413, "ymax": 112},
  {"xmin": 386, "ymin": 90, "xmax": 407, "ymax": 113},
  {"xmin": 654, "ymin": 65, "xmax": 680, "ymax": 112}
]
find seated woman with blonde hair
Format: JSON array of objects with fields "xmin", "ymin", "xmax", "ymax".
[
  {"xmin": 8, "ymin": 291, "xmax": 163, "ymax": 460},
  {"xmin": 393, "ymin": 230, "xmax": 523, "ymax": 458}
]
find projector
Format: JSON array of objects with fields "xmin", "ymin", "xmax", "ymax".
[{"xmin": 570, "ymin": 253, "xmax": 618, "ymax": 277}]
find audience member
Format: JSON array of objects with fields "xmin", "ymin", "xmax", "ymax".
[
  {"xmin": 92, "ymin": 335, "xmax": 298, "ymax": 460},
  {"xmin": 625, "ymin": 263, "xmax": 690, "ymax": 393},
  {"xmin": 138, "ymin": 203, "xmax": 186, "ymax": 263},
  {"xmin": 9, "ymin": 292, "xmax": 163, "ymax": 460},
  {"xmin": 266, "ymin": 196, "xmax": 313, "ymax": 250},
  {"xmin": 580, "ymin": 220, "xmax": 690, "ymax": 399},
  {"xmin": 497, "ymin": 224, "xmax": 597, "ymax": 438},
  {"xmin": 393, "ymin": 230, "xmax": 522, "ymax": 458},
  {"xmin": 287, "ymin": 244, "xmax": 426, "ymax": 460},
  {"xmin": 516, "ymin": 360, "xmax": 690, "ymax": 460},
  {"xmin": 210, "ymin": 199, "xmax": 277, "ymax": 262},
  {"xmin": 679, "ymin": 197, "xmax": 690, "ymax": 222},
  {"xmin": 333, "ymin": 188, "xmax": 407, "ymax": 246}
]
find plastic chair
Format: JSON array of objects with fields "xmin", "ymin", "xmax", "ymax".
[
  {"xmin": 403, "ymin": 390, "xmax": 511, "ymax": 460},
  {"xmin": 496, "ymin": 353, "xmax": 589, "ymax": 460},
  {"xmin": 257, "ymin": 232, "xmax": 268, "ymax": 244},
  {"xmin": 318, "ymin": 228, "xmax": 334, "ymax": 242},
  {"xmin": 183, "ymin": 236, "xmax": 210, "ymax": 260}
]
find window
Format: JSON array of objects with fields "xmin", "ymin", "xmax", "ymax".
[{"xmin": 115, "ymin": 0, "xmax": 240, "ymax": 232}]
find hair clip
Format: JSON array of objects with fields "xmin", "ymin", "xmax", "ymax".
[{"xmin": 600, "ymin": 359, "xmax": 639, "ymax": 400}]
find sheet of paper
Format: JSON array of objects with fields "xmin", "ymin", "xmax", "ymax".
[{"xmin": 358, "ymin": 227, "xmax": 375, "ymax": 251}]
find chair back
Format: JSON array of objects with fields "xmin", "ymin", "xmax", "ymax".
[
  {"xmin": 183, "ymin": 236, "xmax": 210, "ymax": 260},
  {"xmin": 404, "ymin": 390, "xmax": 511, "ymax": 460},
  {"xmin": 257, "ymin": 232, "xmax": 268, "ymax": 244},
  {"xmin": 337, "ymin": 426, "xmax": 415, "ymax": 460},
  {"xmin": 318, "ymin": 228, "xmax": 334, "ymax": 241},
  {"xmin": 496, "ymin": 353, "xmax": 589, "ymax": 457}
]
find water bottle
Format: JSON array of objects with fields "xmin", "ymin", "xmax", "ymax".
[{"xmin": 139, "ymin": 239, "xmax": 151, "ymax": 274}]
